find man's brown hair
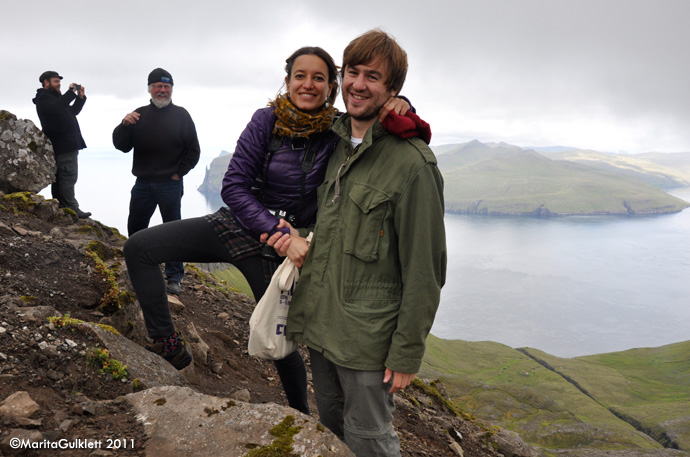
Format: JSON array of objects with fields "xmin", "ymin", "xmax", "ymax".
[{"xmin": 341, "ymin": 29, "xmax": 408, "ymax": 95}]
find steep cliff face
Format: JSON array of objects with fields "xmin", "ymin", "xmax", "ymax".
[{"xmin": 197, "ymin": 150, "xmax": 232, "ymax": 195}]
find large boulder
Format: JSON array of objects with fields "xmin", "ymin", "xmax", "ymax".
[
  {"xmin": 121, "ymin": 386, "xmax": 355, "ymax": 457},
  {"xmin": 0, "ymin": 110, "xmax": 56, "ymax": 193},
  {"xmin": 81, "ymin": 323, "xmax": 189, "ymax": 389}
]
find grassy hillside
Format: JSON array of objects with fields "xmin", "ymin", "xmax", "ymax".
[
  {"xmin": 198, "ymin": 140, "xmax": 690, "ymax": 216},
  {"xmin": 420, "ymin": 335, "xmax": 690, "ymax": 454},
  {"xmin": 522, "ymin": 342, "xmax": 690, "ymax": 450},
  {"xmin": 193, "ymin": 262, "xmax": 253, "ymax": 297},
  {"xmin": 435, "ymin": 142, "xmax": 690, "ymax": 215},
  {"xmin": 541, "ymin": 149, "xmax": 690, "ymax": 190}
]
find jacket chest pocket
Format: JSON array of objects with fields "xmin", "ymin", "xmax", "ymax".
[{"xmin": 343, "ymin": 183, "xmax": 391, "ymax": 262}]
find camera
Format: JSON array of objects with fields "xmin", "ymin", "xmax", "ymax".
[{"xmin": 73, "ymin": 84, "xmax": 82, "ymax": 91}]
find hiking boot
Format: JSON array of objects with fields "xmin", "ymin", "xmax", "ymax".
[
  {"xmin": 167, "ymin": 281, "xmax": 181, "ymax": 295},
  {"xmin": 75, "ymin": 209, "xmax": 92, "ymax": 219},
  {"xmin": 146, "ymin": 332, "xmax": 192, "ymax": 370}
]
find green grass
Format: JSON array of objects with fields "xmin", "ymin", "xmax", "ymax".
[
  {"xmin": 437, "ymin": 147, "xmax": 689, "ymax": 215},
  {"xmin": 522, "ymin": 342, "xmax": 690, "ymax": 449},
  {"xmin": 209, "ymin": 265, "xmax": 253, "ymax": 297},
  {"xmin": 419, "ymin": 335, "xmax": 686, "ymax": 452},
  {"xmin": 194, "ymin": 263, "xmax": 254, "ymax": 298}
]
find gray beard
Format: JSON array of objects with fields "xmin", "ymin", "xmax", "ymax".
[{"xmin": 151, "ymin": 98, "xmax": 172, "ymax": 109}]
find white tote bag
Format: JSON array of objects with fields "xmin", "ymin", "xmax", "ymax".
[{"xmin": 248, "ymin": 256, "xmax": 300, "ymax": 360}]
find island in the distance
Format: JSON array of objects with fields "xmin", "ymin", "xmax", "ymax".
[{"xmin": 199, "ymin": 140, "xmax": 690, "ymax": 216}]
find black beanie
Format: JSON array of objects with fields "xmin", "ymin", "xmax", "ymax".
[{"xmin": 148, "ymin": 68, "xmax": 173, "ymax": 85}]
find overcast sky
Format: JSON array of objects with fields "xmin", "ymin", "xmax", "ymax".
[{"xmin": 2, "ymin": 0, "xmax": 689, "ymax": 155}]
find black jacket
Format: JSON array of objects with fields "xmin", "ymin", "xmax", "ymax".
[
  {"xmin": 32, "ymin": 89, "xmax": 86, "ymax": 155},
  {"xmin": 112, "ymin": 102, "xmax": 200, "ymax": 181}
]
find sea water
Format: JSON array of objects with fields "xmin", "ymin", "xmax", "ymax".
[{"xmin": 433, "ymin": 188, "xmax": 690, "ymax": 357}]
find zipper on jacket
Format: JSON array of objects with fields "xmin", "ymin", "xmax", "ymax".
[{"xmin": 331, "ymin": 145, "xmax": 359, "ymax": 205}]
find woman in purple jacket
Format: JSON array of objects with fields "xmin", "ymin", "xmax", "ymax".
[{"xmin": 124, "ymin": 46, "xmax": 414, "ymax": 414}]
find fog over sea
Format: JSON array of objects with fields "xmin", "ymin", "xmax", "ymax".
[{"xmin": 60, "ymin": 148, "xmax": 690, "ymax": 358}]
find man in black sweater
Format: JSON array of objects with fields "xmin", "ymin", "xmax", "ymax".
[
  {"xmin": 33, "ymin": 71, "xmax": 90, "ymax": 218},
  {"xmin": 112, "ymin": 68, "xmax": 200, "ymax": 295}
]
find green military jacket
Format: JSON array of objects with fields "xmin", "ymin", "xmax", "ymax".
[{"xmin": 287, "ymin": 114, "xmax": 447, "ymax": 374}]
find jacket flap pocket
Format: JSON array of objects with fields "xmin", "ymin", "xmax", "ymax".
[{"xmin": 348, "ymin": 183, "xmax": 390, "ymax": 214}]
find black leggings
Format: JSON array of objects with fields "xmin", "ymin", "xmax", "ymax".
[{"xmin": 123, "ymin": 216, "xmax": 309, "ymax": 414}]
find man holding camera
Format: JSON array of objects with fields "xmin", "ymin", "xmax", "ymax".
[
  {"xmin": 113, "ymin": 68, "xmax": 200, "ymax": 295},
  {"xmin": 33, "ymin": 71, "xmax": 90, "ymax": 219}
]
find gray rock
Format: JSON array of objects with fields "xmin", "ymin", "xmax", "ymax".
[
  {"xmin": 33, "ymin": 198, "xmax": 61, "ymax": 222},
  {"xmin": 49, "ymin": 226, "xmax": 65, "ymax": 239},
  {"xmin": 81, "ymin": 323, "xmax": 187, "ymax": 389},
  {"xmin": 15, "ymin": 416, "xmax": 42, "ymax": 427},
  {"xmin": 0, "ymin": 221, "xmax": 15, "ymax": 236},
  {"xmin": 0, "ymin": 429, "xmax": 44, "ymax": 455},
  {"xmin": 46, "ymin": 369, "xmax": 62, "ymax": 381},
  {"xmin": 103, "ymin": 300, "xmax": 148, "ymax": 347},
  {"xmin": 59, "ymin": 419, "xmax": 75, "ymax": 433},
  {"xmin": 168, "ymin": 294, "xmax": 186, "ymax": 314},
  {"xmin": 0, "ymin": 391, "xmax": 40, "ymax": 420},
  {"xmin": 91, "ymin": 450, "xmax": 116, "ymax": 456},
  {"xmin": 229, "ymin": 388, "xmax": 251, "ymax": 402},
  {"xmin": 490, "ymin": 428, "xmax": 538, "ymax": 457},
  {"xmin": 122, "ymin": 386, "xmax": 355, "ymax": 457},
  {"xmin": 449, "ymin": 440, "xmax": 465, "ymax": 456},
  {"xmin": 82, "ymin": 402, "xmax": 98, "ymax": 416},
  {"xmin": 15, "ymin": 305, "xmax": 60, "ymax": 323},
  {"xmin": 183, "ymin": 321, "xmax": 209, "ymax": 365},
  {"xmin": 0, "ymin": 110, "xmax": 56, "ymax": 193}
]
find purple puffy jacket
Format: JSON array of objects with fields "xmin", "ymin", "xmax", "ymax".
[{"xmin": 221, "ymin": 107, "xmax": 338, "ymax": 239}]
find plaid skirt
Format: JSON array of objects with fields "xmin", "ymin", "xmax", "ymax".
[{"xmin": 205, "ymin": 207, "xmax": 279, "ymax": 280}]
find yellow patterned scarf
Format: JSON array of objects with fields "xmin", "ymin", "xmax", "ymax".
[{"xmin": 269, "ymin": 93, "xmax": 337, "ymax": 138}]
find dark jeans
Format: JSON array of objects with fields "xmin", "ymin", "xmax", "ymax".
[
  {"xmin": 127, "ymin": 177, "xmax": 185, "ymax": 283},
  {"xmin": 123, "ymin": 216, "xmax": 309, "ymax": 414},
  {"xmin": 52, "ymin": 150, "xmax": 80, "ymax": 210}
]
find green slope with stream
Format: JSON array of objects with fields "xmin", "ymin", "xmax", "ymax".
[{"xmin": 420, "ymin": 335, "xmax": 690, "ymax": 455}]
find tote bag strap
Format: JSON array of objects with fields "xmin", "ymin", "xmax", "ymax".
[{"xmin": 277, "ymin": 258, "xmax": 298, "ymax": 290}]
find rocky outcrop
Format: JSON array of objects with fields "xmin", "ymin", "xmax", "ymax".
[
  {"xmin": 197, "ymin": 150, "xmax": 232, "ymax": 196},
  {"xmin": 123, "ymin": 386, "xmax": 355, "ymax": 457},
  {"xmin": 81, "ymin": 323, "xmax": 189, "ymax": 389},
  {"xmin": 1, "ymin": 191, "xmax": 78, "ymax": 224},
  {"xmin": 0, "ymin": 110, "xmax": 56, "ymax": 193}
]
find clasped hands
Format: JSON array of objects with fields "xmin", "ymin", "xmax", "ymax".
[{"xmin": 260, "ymin": 219, "xmax": 309, "ymax": 268}]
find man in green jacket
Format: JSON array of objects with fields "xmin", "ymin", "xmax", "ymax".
[{"xmin": 270, "ymin": 29, "xmax": 446, "ymax": 457}]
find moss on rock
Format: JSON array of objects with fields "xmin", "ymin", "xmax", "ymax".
[{"xmin": 244, "ymin": 415, "xmax": 302, "ymax": 457}]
